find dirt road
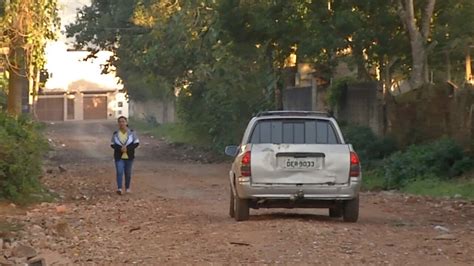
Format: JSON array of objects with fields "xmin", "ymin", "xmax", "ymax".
[{"xmin": 2, "ymin": 121, "xmax": 474, "ymax": 265}]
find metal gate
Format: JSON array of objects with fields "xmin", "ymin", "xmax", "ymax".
[
  {"xmin": 36, "ymin": 97, "xmax": 64, "ymax": 121},
  {"xmin": 83, "ymin": 96, "xmax": 107, "ymax": 120}
]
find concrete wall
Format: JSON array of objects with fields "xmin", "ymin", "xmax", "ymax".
[
  {"xmin": 283, "ymin": 80, "xmax": 384, "ymax": 136},
  {"xmin": 73, "ymin": 93, "xmax": 83, "ymax": 120},
  {"xmin": 387, "ymin": 85, "xmax": 474, "ymax": 150},
  {"xmin": 338, "ymin": 82, "xmax": 384, "ymax": 136},
  {"xmin": 283, "ymin": 86, "xmax": 312, "ymax": 111},
  {"xmin": 129, "ymin": 99, "xmax": 176, "ymax": 124}
]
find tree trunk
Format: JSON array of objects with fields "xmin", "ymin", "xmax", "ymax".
[
  {"xmin": 6, "ymin": 0, "xmax": 30, "ymax": 116},
  {"xmin": 466, "ymin": 47, "xmax": 472, "ymax": 83},
  {"xmin": 162, "ymin": 98, "xmax": 168, "ymax": 123},
  {"xmin": 31, "ymin": 66, "xmax": 41, "ymax": 118},
  {"xmin": 381, "ymin": 56, "xmax": 399, "ymax": 95},
  {"xmin": 381, "ymin": 63, "xmax": 391, "ymax": 94},
  {"xmin": 7, "ymin": 46, "xmax": 25, "ymax": 116},
  {"xmin": 446, "ymin": 51, "xmax": 451, "ymax": 82},
  {"xmin": 407, "ymin": 17, "xmax": 427, "ymax": 89},
  {"xmin": 396, "ymin": 0, "xmax": 436, "ymax": 89},
  {"xmin": 353, "ymin": 45, "xmax": 371, "ymax": 81},
  {"xmin": 26, "ymin": 62, "xmax": 36, "ymax": 114}
]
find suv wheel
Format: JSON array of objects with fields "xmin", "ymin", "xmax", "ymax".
[
  {"xmin": 229, "ymin": 185, "xmax": 235, "ymax": 218},
  {"xmin": 343, "ymin": 197, "xmax": 359, "ymax": 222},
  {"xmin": 329, "ymin": 206, "xmax": 343, "ymax": 218},
  {"xmin": 234, "ymin": 195, "xmax": 250, "ymax": 221}
]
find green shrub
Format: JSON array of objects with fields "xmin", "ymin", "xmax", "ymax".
[
  {"xmin": 382, "ymin": 138, "xmax": 473, "ymax": 189},
  {"xmin": 0, "ymin": 112, "xmax": 48, "ymax": 202}
]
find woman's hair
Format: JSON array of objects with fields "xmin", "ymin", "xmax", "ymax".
[
  {"xmin": 117, "ymin": 116, "xmax": 129, "ymax": 127},
  {"xmin": 117, "ymin": 116, "xmax": 128, "ymax": 122}
]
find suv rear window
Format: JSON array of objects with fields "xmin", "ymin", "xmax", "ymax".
[{"xmin": 249, "ymin": 119, "xmax": 340, "ymax": 144}]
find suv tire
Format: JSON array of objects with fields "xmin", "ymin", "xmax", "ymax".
[
  {"xmin": 343, "ymin": 197, "xmax": 359, "ymax": 222},
  {"xmin": 229, "ymin": 185, "xmax": 235, "ymax": 218},
  {"xmin": 234, "ymin": 195, "xmax": 250, "ymax": 221}
]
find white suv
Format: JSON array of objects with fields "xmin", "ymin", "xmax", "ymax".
[{"xmin": 225, "ymin": 111, "xmax": 361, "ymax": 222}]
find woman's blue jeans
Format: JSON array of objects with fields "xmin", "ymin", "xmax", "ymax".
[{"xmin": 115, "ymin": 159, "xmax": 134, "ymax": 190}]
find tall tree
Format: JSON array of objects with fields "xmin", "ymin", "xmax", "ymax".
[
  {"xmin": 1, "ymin": 0, "xmax": 59, "ymax": 115},
  {"xmin": 395, "ymin": 0, "xmax": 436, "ymax": 89},
  {"xmin": 431, "ymin": 0, "xmax": 474, "ymax": 84},
  {"xmin": 68, "ymin": 0, "xmax": 273, "ymax": 147},
  {"xmin": 218, "ymin": 0, "xmax": 308, "ymax": 108}
]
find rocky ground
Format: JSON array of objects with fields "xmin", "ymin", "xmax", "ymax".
[{"xmin": 1, "ymin": 120, "xmax": 474, "ymax": 265}]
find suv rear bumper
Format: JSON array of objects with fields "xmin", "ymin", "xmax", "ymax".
[{"xmin": 235, "ymin": 177, "xmax": 360, "ymax": 200}]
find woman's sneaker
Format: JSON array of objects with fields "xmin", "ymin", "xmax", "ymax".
[
  {"xmin": 126, "ymin": 189, "xmax": 131, "ymax": 193},
  {"xmin": 116, "ymin": 189, "xmax": 122, "ymax": 195}
]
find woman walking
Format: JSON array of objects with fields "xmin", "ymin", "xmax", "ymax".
[{"xmin": 110, "ymin": 116, "xmax": 140, "ymax": 195}]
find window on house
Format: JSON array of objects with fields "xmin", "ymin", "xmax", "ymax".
[{"xmin": 118, "ymin": 101, "xmax": 123, "ymax": 107}]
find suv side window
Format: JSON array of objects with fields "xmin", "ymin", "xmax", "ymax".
[{"xmin": 250, "ymin": 119, "xmax": 339, "ymax": 144}]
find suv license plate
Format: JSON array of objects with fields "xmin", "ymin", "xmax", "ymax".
[{"xmin": 280, "ymin": 157, "xmax": 320, "ymax": 169}]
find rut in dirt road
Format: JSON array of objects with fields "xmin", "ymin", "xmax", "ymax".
[{"xmin": 2, "ymin": 121, "xmax": 474, "ymax": 265}]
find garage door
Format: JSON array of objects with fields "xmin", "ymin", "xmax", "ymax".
[
  {"xmin": 83, "ymin": 96, "xmax": 107, "ymax": 120},
  {"xmin": 36, "ymin": 97, "xmax": 64, "ymax": 121}
]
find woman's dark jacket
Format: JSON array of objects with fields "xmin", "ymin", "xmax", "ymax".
[{"xmin": 110, "ymin": 129, "xmax": 140, "ymax": 161}]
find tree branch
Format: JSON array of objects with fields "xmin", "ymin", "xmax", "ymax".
[
  {"xmin": 405, "ymin": 0, "xmax": 415, "ymax": 24},
  {"xmin": 395, "ymin": 0, "xmax": 408, "ymax": 31},
  {"xmin": 421, "ymin": 0, "xmax": 436, "ymax": 40}
]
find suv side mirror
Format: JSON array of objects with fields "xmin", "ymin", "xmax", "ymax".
[{"xmin": 224, "ymin": 145, "xmax": 239, "ymax": 157}]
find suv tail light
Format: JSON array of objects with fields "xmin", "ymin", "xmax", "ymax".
[
  {"xmin": 241, "ymin": 151, "xmax": 251, "ymax": 177},
  {"xmin": 349, "ymin": 152, "xmax": 360, "ymax": 177}
]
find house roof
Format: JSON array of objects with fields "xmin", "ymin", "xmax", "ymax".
[
  {"xmin": 82, "ymin": 89, "xmax": 117, "ymax": 94},
  {"xmin": 38, "ymin": 88, "xmax": 67, "ymax": 95}
]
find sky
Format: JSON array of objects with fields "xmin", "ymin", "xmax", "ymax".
[{"xmin": 44, "ymin": 0, "xmax": 123, "ymax": 91}]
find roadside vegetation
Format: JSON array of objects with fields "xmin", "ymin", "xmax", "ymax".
[
  {"xmin": 130, "ymin": 118, "xmax": 209, "ymax": 148},
  {"xmin": 343, "ymin": 125, "xmax": 474, "ymax": 199},
  {"xmin": 0, "ymin": 112, "xmax": 52, "ymax": 204},
  {"xmin": 0, "ymin": 1, "xmax": 59, "ymax": 203},
  {"xmin": 132, "ymin": 116, "xmax": 474, "ymax": 200},
  {"xmin": 67, "ymin": 0, "xmax": 474, "ymax": 155},
  {"xmin": 1, "ymin": 0, "xmax": 473, "ymax": 202}
]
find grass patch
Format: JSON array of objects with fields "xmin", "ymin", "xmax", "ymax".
[
  {"xmin": 401, "ymin": 178, "xmax": 474, "ymax": 200},
  {"xmin": 130, "ymin": 118, "xmax": 211, "ymax": 148},
  {"xmin": 362, "ymin": 169, "xmax": 474, "ymax": 200},
  {"xmin": 361, "ymin": 170, "xmax": 385, "ymax": 191}
]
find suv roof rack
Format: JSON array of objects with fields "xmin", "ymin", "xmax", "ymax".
[{"xmin": 256, "ymin": 111, "xmax": 331, "ymax": 117}]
